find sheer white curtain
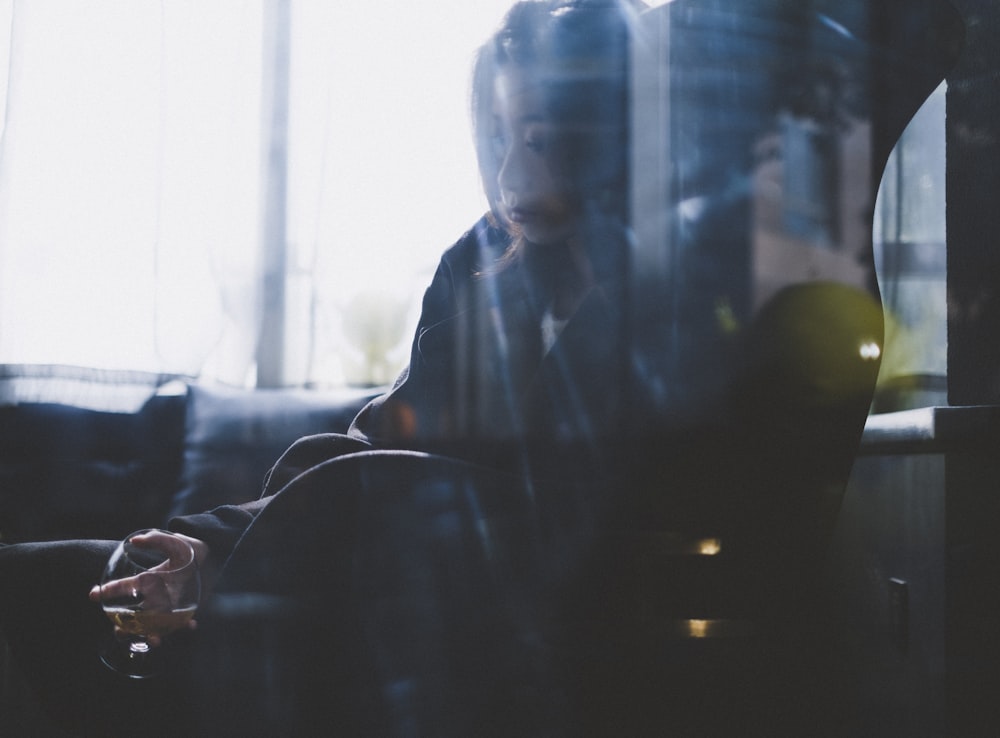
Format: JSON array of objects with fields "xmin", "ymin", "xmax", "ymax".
[
  {"xmin": 0, "ymin": 0, "xmax": 511, "ymax": 392},
  {"xmin": 285, "ymin": 1, "xmax": 510, "ymax": 387},
  {"xmin": 0, "ymin": 1, "xmax": 263, "ymax": 385}
]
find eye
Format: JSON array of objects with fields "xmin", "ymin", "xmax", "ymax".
[{"xmin": 524, "ymin": 126, "xmax": 547, "ymax": 153}]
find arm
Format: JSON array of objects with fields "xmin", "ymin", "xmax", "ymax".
[
  {"xmin": 95, "ymin": 216, "xmax": 504, "ymax": 640},
  {"xmin": 164, "ymin": 432, "xmax": 373, "ymax": 588}
]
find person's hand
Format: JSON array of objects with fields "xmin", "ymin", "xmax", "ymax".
[{"xmin": 89, "ymin": 531, "xmax": 210, "ymax": 647}]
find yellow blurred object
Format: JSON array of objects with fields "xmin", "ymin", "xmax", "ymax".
[
  {"xmin": 746, "ymin": 280, "xmax": 885, "ymax": 410},
  {"xmin": 341, "ymin": 289, "xmax": 411, "ymax": 387}
]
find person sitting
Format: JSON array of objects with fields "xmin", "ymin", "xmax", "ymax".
[{"xmin": 1, "ymin": 2, "xmax": 641, "ymax": 735}]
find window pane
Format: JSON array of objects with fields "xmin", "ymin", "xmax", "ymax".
[{"xmin": 873, "ymin": 82, "xmax": 948, "ymax": 409}]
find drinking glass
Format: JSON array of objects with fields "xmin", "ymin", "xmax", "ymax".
[{"xmin": 98, "ymin": 529, "xmax": 201, "ymax": 678}]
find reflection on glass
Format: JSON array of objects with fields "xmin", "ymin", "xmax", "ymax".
[
  {"xmin": 670, "ymin": 618, "xmax": 757, "ymax": 639},
  {"xmin": 873, "ymin": 82, "xmax": 947, "ymax": 411},
  {"xmin": 697, "ymin": 538, "xmax": 723, "ymax": 556}
]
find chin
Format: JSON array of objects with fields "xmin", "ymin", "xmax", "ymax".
[{"xmin": 520, "ymin": 224, "xmax": 576, "ymax": 246}]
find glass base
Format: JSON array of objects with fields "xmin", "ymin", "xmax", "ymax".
[{"xmin": 99, "ymin": 638, "xmax": 160, "ymax": 679}]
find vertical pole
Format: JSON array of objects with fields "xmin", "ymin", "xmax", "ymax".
[{"xmin": 255, "ymin": 0, "xmax": 291, "ymax": 388}]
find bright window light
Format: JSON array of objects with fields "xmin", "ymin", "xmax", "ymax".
[{"xmin": 0, "ymin": 1, "xmax": 512, "ymax": 386}]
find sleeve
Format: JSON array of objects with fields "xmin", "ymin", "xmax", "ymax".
[
  {"xmin": 167, "ymin": 500, "xmax": 266, "ymax": 565},
  {"xmin": 167, "ymin": 433, "xmax": 372, "ymax": 561}
]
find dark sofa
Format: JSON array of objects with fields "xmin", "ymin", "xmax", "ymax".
[
  {"xmin": 0, "ymin": 381, "xmax": 378, "ymax": 735},
  {"xmin": 0, "ymin": 382, "xmax": 377, "ymax": 545}
]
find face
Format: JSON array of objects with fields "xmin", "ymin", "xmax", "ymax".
[{"xmin": 492, "ymin": 71, "xmax": 580, "ymax": 246}]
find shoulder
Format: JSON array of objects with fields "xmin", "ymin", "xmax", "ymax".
[
  {"xmin": 417, "ymin": 215, "xmax": 513, "ymax": 319},
  {"xmin": 438, "ymin": 214, "xmax": 512, "ymax": 279}
]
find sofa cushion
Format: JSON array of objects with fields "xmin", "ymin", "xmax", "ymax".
[
  {"xmin": 168, "ymin": 384, "xmax": 377, "ymax": 518},
  {"xmin": 0, "ymin": 394, "xmax": 186, "ymax": 542}
]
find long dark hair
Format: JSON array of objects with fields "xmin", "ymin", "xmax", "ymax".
[{"xmin": 471, "ymin": 0, "xmax": 636, "ymax": 269}]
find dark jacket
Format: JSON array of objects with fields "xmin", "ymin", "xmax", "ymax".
[{"xmin": 170, "ymin": 214, "xmax": 630, "ymax": 563}]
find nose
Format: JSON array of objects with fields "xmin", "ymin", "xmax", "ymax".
[{"xmin": 497, "ymin": 143, "xmax": 529, "ymax": 208}]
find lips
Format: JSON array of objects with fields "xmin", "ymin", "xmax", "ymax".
[{"xmin": 505, "ymin": 205, "xmax": 542, "ymax": 224}]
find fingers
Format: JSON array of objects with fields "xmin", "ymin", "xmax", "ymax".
[
  {"xmin": 90, "ymin": 531, "xmax": 202, "ymax": 647},
  {"xmin": 173, "ymin": 533, "xmax": 211, "ymax": 570},
  {"xmin": 128, "ymin": 531, "xmax": 195, "ymax": 568},
  {"xmin": 90, "ymin": 575, "xmax": 143, "ymax": 604}
]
